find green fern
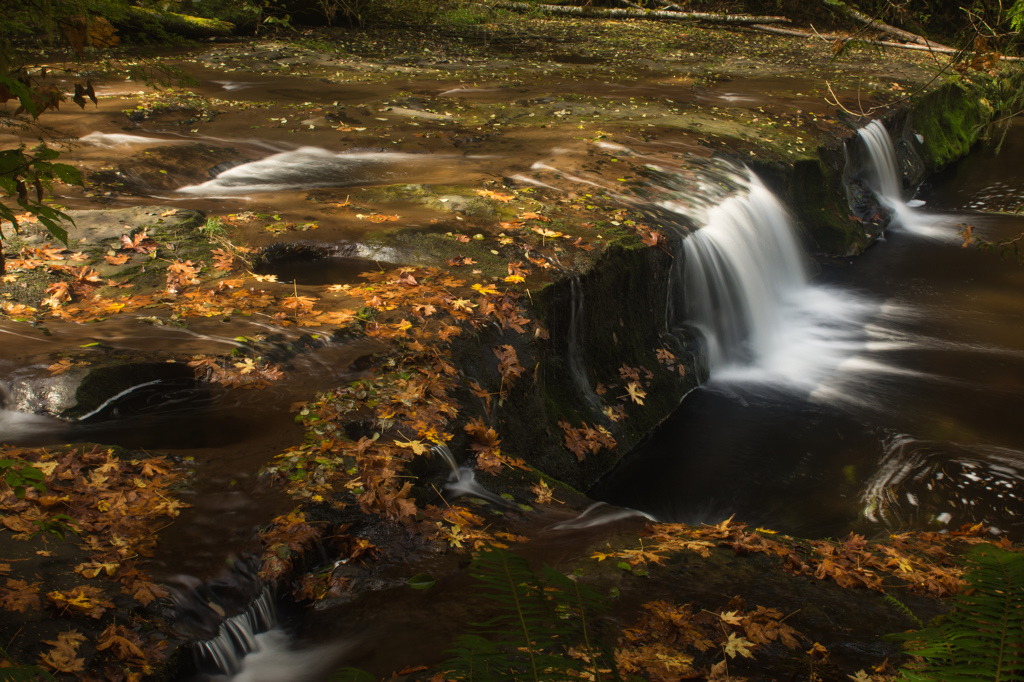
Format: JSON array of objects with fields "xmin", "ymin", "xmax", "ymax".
[
  {"xmin": 893, "ymin": 544, "xmax": 1024, "ymax": 682},
  {"xmin": 444, "ymin": 546, "xmax": 619, "ymax": 682},
  {"xmin": 885, "ymin": 594, "xmax": 925, "ymax": 629},
  {"xmin": 0, "ymin": 646, "xmax": 56, "ymax": 682}
]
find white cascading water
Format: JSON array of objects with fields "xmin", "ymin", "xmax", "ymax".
[
  {"xmin": 856, "ymin": 120, "xmax": 950, "ymax": 238},
  {"xmin": 195, "ymin": 587, "xmax": 277, "ymax": 675},
  {"xmin": 857, "ymin": 120, "xmax": 903, "ymax": 201},
  {"xmin": 675, "ymin": 176, "xmax": 808, "ymax": 369},
  {"xmin": 655, "ymin": 167, "xmax": 874, "ymax": 388}
]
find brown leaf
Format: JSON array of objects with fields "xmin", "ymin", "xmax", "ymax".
[
  {"xmin": 97, "ymin": 623, "xmax": 147, "ymax": 661},
  {"xmin": 493, "ymin": 345, "xmax": 524, "ymax": 387},
  {"xmin": 48, "ymin": 584, "xmax": 115, "ymax": 618},
  {"xmin": 39, "ymin": 630, "xmax": 86, "ymax": 673},
  {"xmin": 477, "ymin": 189, "xmax": 515, "ymax": 203},
  {"xmin": 1, "ymin": 578, "xmax": 41, "ymax": 612},
  {"xmin": 104, "ymin": 253, "xmax": 130, "ymax": 266}
]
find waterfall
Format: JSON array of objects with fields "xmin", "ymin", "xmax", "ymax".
[
  {"xmin": 646, "ymin": 163, "xmax": 874, "ymax": 389},
  {"xmin": 856, "ymin": 120, "xmax": 946, "ymax": 237},
  {"xmin": 657, "ymin": 170, "xmax": 808, "ymax": 370},
  {"xmin": 432, "ymin": 444, "xmax": 515, "ymax": 508},
  {"xmin": 857, "ymin": 120, "xmax": 903, "ymax": 203},
  {"xmin": 194, "ymin": 587, "xmax": 277, "ymax": 676}
]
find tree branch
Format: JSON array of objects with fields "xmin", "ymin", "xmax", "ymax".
[
  {"xmin": 752, "ymin": 23, "xmax": 1024, "ymax": 61},
  {"xmin": 493, "ymin": 2, "xmax": 791, "ymax": 25},
  {"xmin": 824, "ymin": 0, "xmax": 953, "ymax": 51}
]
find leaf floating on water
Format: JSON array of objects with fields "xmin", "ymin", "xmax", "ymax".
[{"xmin": 407, "ymin": 573, "xmax": 436, "ymax": 590}]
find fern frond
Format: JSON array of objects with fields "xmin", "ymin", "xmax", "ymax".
[
  {"xmin": 445, "ymin": 546, "xmax": 618, "ymax": 682},
  {"xmin": 0, "ymin": 646, "xmax": 56, "ymax": 682},
  {"xmin": 885, "ymin": 594, "xmax": 924, "ymax": 628},
  {"xmin": 894, "ymin": 544, "xmax": 1024, "ymax": 682},
  {"xmin": 444, "ymin": 634, "xmax": 504, "ymax": 682}
]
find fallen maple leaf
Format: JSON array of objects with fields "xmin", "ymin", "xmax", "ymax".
[
  {"xmin": 532, "ymin": 227, "xmax": 564, "ymax": 240},
  {"xmin": 39, "ymin": 630, "xmax": 86, "ymax": 673},
  {"xmin": 97, "ymin": 623, "xmax": 147, "ymax": 661},
  {"xmin": 1, "ymin": 578, "xmax": 41, "ymax": 612},
  {"xmin": 394, "ymin": 438, "xmax": 429, "ymax": 455},
  {"xmin": 530, "ymin": 479, "xmax": 555, "ymax": 504},
  {"xmin": 625, "ymin": 381, "xmax": 646, "ymax": 405},
  {"xmin": 48, "ymin": 584, "xmax": 115, "ymax": 618},
  {"xmin": 719, "ymin": 610, "xmax": 743, "ymax": 626},
  {"xmin": 472, "ymin": 283, "xmax": 499, "ymax": 296},
  {"xmin": 74, "ymin": 561, "xmax": 119, "ymax": 579},
  {"xmin": 212, "ymin": 248, "xmax": 235, "ymax": 270},
  {"xmin": 723, "ymin": 632, "xmax": 755, "ymax": 659},
  {"xmin": 476, "ymin": 189, "xmax": 515, "ymax": 203},
  {"xmin": 519, "ymin": 211, "xmax": 550, "ymax": 222}
]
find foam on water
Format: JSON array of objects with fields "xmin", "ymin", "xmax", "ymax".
[
  {"xmin": 79, "ymin": 132, "xmax": 182, "ymax": 147},
  {"xmin": 177, "ymin": 147, "xmax": 437, "ymax": 196}
]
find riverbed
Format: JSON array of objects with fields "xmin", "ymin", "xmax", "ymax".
[{"xmin": 0, "ymin": 20, "xmax": 1020, "ymax": 680}]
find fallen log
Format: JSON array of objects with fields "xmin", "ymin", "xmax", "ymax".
[
  {"xmin": 494, "ymin": 2, "xmax": 791, "ymax": 25},
  {"xmin": 751, "ymin": 24, "xmax": 1024, "ymax": 62},
  {"xmin": 824, "ymin": 0, "xmax": 952, "ymax": 51}
]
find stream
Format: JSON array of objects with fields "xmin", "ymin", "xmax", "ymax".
[{"xmin": 2, "ymin": 46, "xmax": 1024, "ymax": 680}]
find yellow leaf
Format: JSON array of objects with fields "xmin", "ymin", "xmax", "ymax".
[
  {"xmin": 719, "ymin": 610, "xmax": 743, "ymax": 626},
  {"xmin": 723, "ymin": 633, "xmax": 755, "ymax": 659},
  {"xmin": 503, "ymin": 274, "xmax": 525, "ymax": 284},
  {"xmin": 395, "ymin": 438, "xmax": 429, "ymax": 455},
  {"xmin": 74, "ymin": 561, "xmax": 119, "ymax": 579},
  {"xmin": 472, "ymin": 283, "xmax": 499, "ymax": 296},
  {"xmin": 626, "ymin": 381, "xmax": 646, "ymax": 405}
]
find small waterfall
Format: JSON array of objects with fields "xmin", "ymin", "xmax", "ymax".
[
  {"xmin": 566, "ymin": 277, "xmax": 601, "ymax": 410},
  {"xmin": 857, "ymin": 120, "xmax": 903, "ymax": 203},
  {"xmin": 432, "ymin": 444, "xmax": 515, "ymax": 508},
  {"xmin": 856, "ymin": 120, "xmax": 948, "ymax": 237},
  {"xmin": 194, "ymin": 587, "xmax": 277, "ymax": 676},
  {"xmin": 658, "ymin": 171, "xmax": 808, "ymax": 370}
]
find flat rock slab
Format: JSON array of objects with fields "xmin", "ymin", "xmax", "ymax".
[{"xmin": 17, "ymin": 206, "xmax": 204, "ymax": 249}]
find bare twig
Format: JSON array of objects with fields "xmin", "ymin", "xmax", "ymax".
[{"xmin": 751, "ymin": 24, "xmax": 843, "ymax": 41}]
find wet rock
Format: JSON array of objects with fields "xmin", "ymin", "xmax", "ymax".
[
  {"xmin": 168, "ymin": 553, "xmax": 266, "ymax": 641},
  {"xmin": 89, "ymin": 144, "xmax": 253, "ymax": 194},
  {"xmin": 11, "ymin": 206, "xmax": 204, "ymax": 251}
]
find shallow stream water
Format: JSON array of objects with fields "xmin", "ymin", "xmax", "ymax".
[{"xmin": 3, "ymin": 50, "xmax": 1024, "ymax": 679}]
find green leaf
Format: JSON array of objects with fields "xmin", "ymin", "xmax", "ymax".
[
  {"xmin": 49, "ymin": 163, "xmax": 84, "ymax": 186},
  {"xmin": 407, "ymin": 573, "xmax": 436, "ymax": 590}
]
